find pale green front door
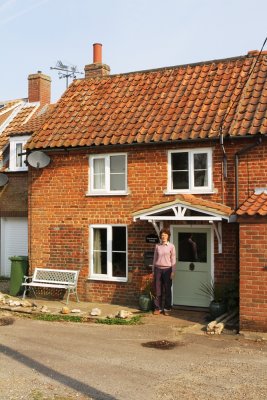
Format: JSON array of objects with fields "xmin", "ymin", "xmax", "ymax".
[{"xmin": 173, "ymin": 227, "xmax": 212, "ymax": 307}]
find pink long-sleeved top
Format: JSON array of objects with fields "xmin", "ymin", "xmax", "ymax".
[{"xmin": 153, "ymin": 242, "xmax": 176, "ymax": 272}]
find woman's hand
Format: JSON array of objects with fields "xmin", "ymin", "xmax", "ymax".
[{"xmin": 171, "ymin": 272, "xmax": 175, "ymax": 280}]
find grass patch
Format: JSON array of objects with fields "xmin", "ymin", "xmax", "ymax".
[
  {"xmin": 96, "ymin": 315, "xmax": 142, "ymax": 325},
  {"xmin": 32, "ymin": 314, "xmax": 85, "ymax": 323}
]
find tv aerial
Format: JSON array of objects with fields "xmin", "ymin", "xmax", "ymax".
[
  {"xmin": 50, "ymin": 60, "xmax": 84, "ymax": 88},
  {"xmin": 0, "ymin": 173, "xmax": 8, "ymax": 187},
  {"xmin": 27, "ymin": 151, "xmax": 51, "ymax": 169}
]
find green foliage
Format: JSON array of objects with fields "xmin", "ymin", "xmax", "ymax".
[
  {"xmin": 199, "ymin": 279, "xmax": 226, "ymax": 303},
  {"xmin": 32, "ymin": 314, "xmax": 84, "ymax": 323},
  {"xmin": 200, "ymin": 277, "xmax": 239, "ymax": 311},
  {"xmin": 224, "ymin": 277, "xmax": 239, "ymax": 311},
  {"xmin": 96, "ymin": 315, "xmax": 142, "ymax": 325}
]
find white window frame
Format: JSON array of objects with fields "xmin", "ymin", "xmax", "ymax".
[
  {"xmin": 9, "ymin": 136, "xmax": 30, "ymax": 171},
  {"xmin": 88, "ymin": 153, "xmax": 128, "ymax": 195},
  {"xmin": 89, "ymin": 224, "xmax": 128, "ymax": 282},
  {"xmin": 167, "ymin": 148, "xmax": 213, "ymax": 194}
]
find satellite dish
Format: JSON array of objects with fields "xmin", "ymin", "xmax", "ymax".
[
  {"xmin": 0, "ymin": 173, "xmax": 9, "ymax": 187},
  {"xmin": 27, "ymin": 151, "xmax": 51, "ymax": 169}
]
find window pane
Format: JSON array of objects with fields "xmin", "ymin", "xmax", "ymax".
[
  {"xmin": 172, "ymin": 152, "xmax": 188, "ymax": 170},
  {"xmin": 93, "ymin": 228, "xmax": 107, "ymax": 274},
  {"xmin": 93, "ymin": 251, "xmax": 107, "ymax": 274},
  {"xmin": 93, "ymin": 158, "xmax": 105, "ymax": 189},
  {"xmin": 178, "ymin": 232, "xmax": 207, "ymax": 262},
  {"xmin": 93, "ymin": 228, "xmax": 107, "ymax": 250},
  {"xmin": 172, "ymin": 153, "xmax": 189, "ymax": 189},
  {"xmin": 194, "ymin": 153, "xmax": 208, "ymax": 187},
  {"xmin": 194, "ymin": 170, "xmax": 208, "ymax": 186},
  {"xmin": 112, "ymin": 227, "xmax": 126, "ymax": 277},
  {"xmin": 16, "ymin": 143, "xmax": 23, "ymax": 168},
  {"xmin": 110, "ymin": 155, "xmax": 125, "ymax": 191},
  {"xmin": 172, "ymin": 171, "xmax": 189, "ymax": 189},
  {"xmin": 112, "ymin": 252, "xmax": 126, "ymax": 277},
  {"xmin": 112, "ymin": 227, "xmax": 126, "ymax": 251},
  {"xmin": 110, "ymin": 155, "xmax": 125, "ymax": 173}
]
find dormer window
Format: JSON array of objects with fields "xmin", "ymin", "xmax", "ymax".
[{"xmin": 9, "ymin": 136, "xmax": 30, "ymax": 171}]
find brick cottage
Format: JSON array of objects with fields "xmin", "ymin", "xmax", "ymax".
[{"xmin": 25, "ymin": 44, "xmax": 267, "ymax": 331}]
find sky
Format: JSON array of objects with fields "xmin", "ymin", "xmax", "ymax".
[{"xmin": 1, "ymin": 0, "xmax": 267, "ymax": 103}]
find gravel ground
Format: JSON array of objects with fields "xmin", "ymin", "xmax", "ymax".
[{"xmin": 0, "ymin": 310, "xmax": 266, "ymax": 400}]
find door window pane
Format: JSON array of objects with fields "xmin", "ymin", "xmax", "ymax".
[{"xmin": 178, "ymin": 232, "xmax": 207, "ymax": 262}]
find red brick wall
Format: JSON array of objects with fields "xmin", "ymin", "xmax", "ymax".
[
  {"xmin": 239, "ymin": 222, "xmax": 267, "ymax": 332},
  {"xmin": 0, "ymin": 173, "xmax": 27, "ymax": 216},
  {"xmin": 27, "ymin": 139, "xmax": 266, "ymax": 310}
]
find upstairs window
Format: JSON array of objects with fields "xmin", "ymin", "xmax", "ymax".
[
  {"xmin": 89, "ymin": 154, "xmax": 127, "ymax": 195},
  {"xmin": 90, "ymin": 225, "xmax": 127, "ymax": 282},
  {"xmin": 168, "ymin": 148, "xmax": 212, "ymax": 193},
  {"xmin": 9, "ymin": 136, "xmax": 30, "ymax": 171}
]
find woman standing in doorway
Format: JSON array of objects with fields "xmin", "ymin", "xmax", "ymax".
[{"xmin": 153, "ymin": 228, "xmax": 176, "ymax": 316}]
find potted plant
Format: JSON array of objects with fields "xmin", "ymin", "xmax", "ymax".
[
  {"xmin": 200, "ymin": 279, "xmax": 227, "ymax": 318},
  {"xmin": 139, "ymin": 279, "xmax": 154, "ymax": 312}
]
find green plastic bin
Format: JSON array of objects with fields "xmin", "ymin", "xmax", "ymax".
[{"xmin": 9, "ymin": 256, "xmax": 29, "ymax": 296}]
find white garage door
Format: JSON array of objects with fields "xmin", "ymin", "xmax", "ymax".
[{"xmin": 0, "ymin": 217, "xmax": 28, "ymax": 277}]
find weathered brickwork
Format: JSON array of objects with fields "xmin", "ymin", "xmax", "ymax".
[
  {"xmin": 28, "ymin": 139, "xmax": 266, "ymax": 318},
  {"xmin": 239, "ymin": 222, "xmax": 267, "ymax": 332}
]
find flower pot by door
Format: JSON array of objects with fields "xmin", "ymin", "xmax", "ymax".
[
  {"xmin": 209, "ymin": 301, "xmax": 227, "ymax": 319},
  {"xmin": 139, "ymin": 294, "xmax": 152, "ymax": 311}
]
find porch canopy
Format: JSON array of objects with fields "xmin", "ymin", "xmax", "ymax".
[{"xmin": 133, "ymin": 194, "xmax": 234, "ymax": 253}]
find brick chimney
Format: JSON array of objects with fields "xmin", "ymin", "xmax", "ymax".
[
  {"xmin": 28, "ymin": 71, "xmax": 51, "ymax": 106},
  {"xmin": 84, "ymin": 43, "xmax": 110, "ymax": 79}
]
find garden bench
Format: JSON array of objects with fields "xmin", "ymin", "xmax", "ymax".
[{"xmin": 22, "ymin": 268, "xmax": 80, "ymax": 304}]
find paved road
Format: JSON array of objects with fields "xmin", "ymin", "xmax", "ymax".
[{"xmin": 0, "ymin": 314, "xmax": 267, "ymax": 400}]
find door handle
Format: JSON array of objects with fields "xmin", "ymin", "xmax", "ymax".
[{"xmin": 189, "ymin": 263, "xmax": 195, "ymax": 271}]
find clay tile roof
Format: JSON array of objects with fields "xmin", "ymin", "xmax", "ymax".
[
  {"xmin": 236, "ymin": 191, "xmax": 267, "ymax": 216},
  {"xmin": 0, "ymin": 103, "xmax": 54, "ymax": 150},
  {"xmin": 26, "ymin": 52, "xmax": 267, "ymax": 150}
]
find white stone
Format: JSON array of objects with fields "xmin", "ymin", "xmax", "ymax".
[
  {"xmin": 116, "ymin": 310, "xmax": 132, "ymax": 319},
  {"xmin": 71, "ymin": 309, "xmax": 81, "ymax": 313},
  {"xmin": 90, "ymin": 308, "xmax": 101, "ymax": 316}
]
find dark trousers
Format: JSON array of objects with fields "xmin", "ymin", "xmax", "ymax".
[{"xmin": 153, "ymin": 267, "xmax": 172, "ymax": 310}]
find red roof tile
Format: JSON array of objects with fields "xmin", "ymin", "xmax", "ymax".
[
  {"xmin": 0, "ymin": 103, "xmax": 54, "ymax": 150},
  {"xmin": 26, "ymin": 52, "xmax": 267, "ymax": 150},
  {"xmin": 236, "ymin": 191, "xmax": 267, "ymax": 216}
]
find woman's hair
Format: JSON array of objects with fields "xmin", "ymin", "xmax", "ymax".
[{"xmin": 160, "ymin": 228, "xmax": 171, "ymax": 240}]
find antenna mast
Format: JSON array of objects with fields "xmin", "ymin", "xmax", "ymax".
[{"xmin": 50, "ymin": 61, "xmax": 83, "ymax": 88}]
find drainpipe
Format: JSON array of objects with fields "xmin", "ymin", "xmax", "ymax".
[
  {"xmin": 220, "ymin": 129, "xmax": 227, "ymax": 180},
  {"xmin": 235, "ymin": 137, "xmax": 262, "ymax": 210}
]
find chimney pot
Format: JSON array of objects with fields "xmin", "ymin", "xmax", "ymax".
[
  {"xmin": 93, "ymin": 43, "xmax": 102, "ymax": 63},
  {"xmin": 84, "ymin": 43, "xmax": 110, "ymax": 79}
]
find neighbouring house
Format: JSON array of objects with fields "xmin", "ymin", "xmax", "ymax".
[
  {"xmin": 25, "ymin": 44, "xmax": 267, "ymax": 331},
  {"xmin": 0, "ymin": 72, "xmax": 53, "ymax": 277}
]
